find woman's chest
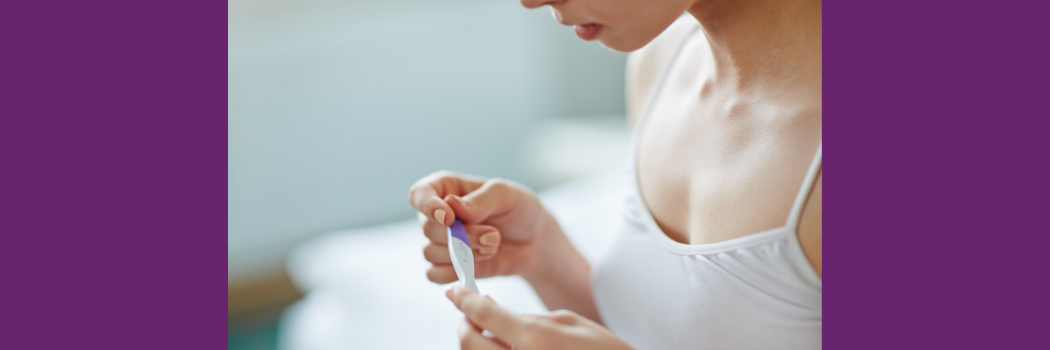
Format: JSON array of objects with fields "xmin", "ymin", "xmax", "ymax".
[{"xmin": 635, "ymin": 87, "xmax": 820, "ymax": 244}]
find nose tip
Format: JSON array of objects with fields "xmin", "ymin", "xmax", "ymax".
[{"xmin": 520, "ymin": 0, "xmax": 560, "ymax": 10}]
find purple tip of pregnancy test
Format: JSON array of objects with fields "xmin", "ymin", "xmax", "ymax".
[{"xmin": 449, "ymin": 219, "xmax": 469, "ymax": 247}]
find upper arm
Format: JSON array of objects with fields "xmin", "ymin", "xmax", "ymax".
[
  {"xmin": 798, "ymin": 172, "xmax": 822, "ymax": 277},
  {"xmin": 626, "ymin": 15, "xmax": 698, "ymax": 132}
]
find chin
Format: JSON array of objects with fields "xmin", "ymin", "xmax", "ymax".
[{"xmin": 598, "ymin": 34, "xmax": 652, "ymax": 53}]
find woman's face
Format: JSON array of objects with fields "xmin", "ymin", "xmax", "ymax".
[{"xmin": 521, "ymin": 0, "xmax": 696, "ymax": 52}]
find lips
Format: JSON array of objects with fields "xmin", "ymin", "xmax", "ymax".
[
  {"xmin": 574, "ymin": 24, "xmax": 601, "ymax": 41},
  {"xmin": 551, "ymin": 8, "xmax": 601, "ymax": 41}
]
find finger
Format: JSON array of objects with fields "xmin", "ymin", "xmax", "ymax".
[
  {"xmin": 408, "ymin": 182, "xmax": 454, "ymax": 226},
  {"xmin": 426, "ymin": 265, "xmax": 458, "ymax": 284},
  {"xmin": 419, "ymin": 212, "xmax": 449, "ymax": 244},
  {"xmin": 447, "ymin": 286, "xmax": 529, "ymax": 345},
  {"xmin": 424, "ymin": 243, "xmax": 497, "ymax": 264},
  {"xmin": 423, "ymin": 241, "xmax": 496, "ymax": 265},
  {"xmin": 458, "ymin": 318, "xmax": 508, "ymax": 350},
  {"xmin": 423, "ymin": 243, "xmax": 452, "ymax": 264},
  {"xmin": 408, "ymin": 171, "xmax": 487, "ymax": 226},
  {"xmin": 410, "ymin": 185, "xmax": 456, "ymax": 227},
  {"xmin": 419, "ymin": 212, "xmax": 501, "ymax": 250},
  {"xmin": 426, "ymin": 257, "xmax": 508, "ymax": 284},
  {"xmin": 464, "ymin": 224, "xmax": 500, "ymax": 258},
  {"xmin": 468, "ymin": 224, "xmax": 501, "ymax": 248},
  {"xmin": 445, "ymin": 179, "xmax": 525, "ymax": 224}
]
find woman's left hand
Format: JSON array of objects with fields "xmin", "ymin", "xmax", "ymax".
[{"xmin": 446, "ymin": 286, "xmax": 635, "ymax": 350}]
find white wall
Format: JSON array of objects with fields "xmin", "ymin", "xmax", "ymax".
[{"xmin": 228, "ymin": 0, "xmax": 627, "ymax": 283}]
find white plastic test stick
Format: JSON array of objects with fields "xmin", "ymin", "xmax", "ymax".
[{"xmin": 447, "ymin": 219, "xmax": 479, "ymax": 293}]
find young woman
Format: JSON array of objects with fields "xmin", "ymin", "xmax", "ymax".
[{"xmin": 408, "ymin": 0, "xmax": 821, "ymax": 348}]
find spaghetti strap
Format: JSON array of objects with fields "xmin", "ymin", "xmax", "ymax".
[{"xmin": 786, "ymin": 144, "xmax": 822, "ymax": 230}]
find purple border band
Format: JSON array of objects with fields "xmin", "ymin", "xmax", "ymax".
[{"xmin": 3, "ymin": 1, "xmax": 1048, "ymax": 348}]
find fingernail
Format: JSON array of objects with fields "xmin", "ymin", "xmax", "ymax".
[
  {"xmin": 478, "ymin": 246, "xmax": 496, "ymax": 256},
  {"xmin": 445, "ymin": 288, "xmax": 453, "ymax": 300},
  {"xmin": 434, "ymin": 209, "xmax": 446, "ymax": 225},
  {"xmin": 479, "ymin": 232, "xmax": 499, "ymax": 246}
]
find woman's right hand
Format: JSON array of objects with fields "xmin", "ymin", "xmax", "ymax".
[{"xmin": 408, "ymin": 171, "xmax": 562, "ymax": 283}]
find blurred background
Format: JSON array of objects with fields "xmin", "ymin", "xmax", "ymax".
[{"xmin": 229, "ymin": 0, "xmax": 630, "ymax": 349}]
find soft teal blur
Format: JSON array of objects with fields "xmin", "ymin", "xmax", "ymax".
[{"xmin": 228, "ymin": 0, "xmax": 628, "ymax": 283}]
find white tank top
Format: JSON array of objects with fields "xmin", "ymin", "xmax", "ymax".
[{"xmin": 591, "ymin": 21, "xmax": 823, "ymax": 350}]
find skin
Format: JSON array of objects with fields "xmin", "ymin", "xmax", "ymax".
[
  {"xmin": 408, "ymin": 0, "xmax": 822, "ymax": 348},
  {"xmin": 521, "ymin": 0, "xmax": 695, "ymax": 52},
  {"xmin": 445, "ymin": 285, "xmax": 633, "ymax": 350}
]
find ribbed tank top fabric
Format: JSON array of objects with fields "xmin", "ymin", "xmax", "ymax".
[{"xmin": 590, "ymin": 20, "xmax": 822, "ymax": 350}]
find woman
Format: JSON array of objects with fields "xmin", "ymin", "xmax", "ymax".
[{"xmin": 408, "ymin": 0, "xmax": 821, "ymax": 348}]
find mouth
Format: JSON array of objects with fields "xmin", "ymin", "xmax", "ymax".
[
  {"xmin": 573, "ymin": 23, "xmax": 602, "ymax": 41},
  {"xmin": 551, "ymin": 8, "xmax": 602, "ymax": 41}
]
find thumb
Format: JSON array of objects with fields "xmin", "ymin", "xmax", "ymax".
[{"xmin": 444, "ymin": 179, "xmax": 520, "ymax": 224}]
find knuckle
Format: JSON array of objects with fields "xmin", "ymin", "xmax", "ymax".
[
  {"xmin": 408, "ymin": 181, "xmax": 428, "ymax": 198},
  {"xmin": 487, "ymin": 178, "xmax": 534, "ymax": 198},
  {"xmin": 432, "ymin": 170, "xmax": 459, "ymax": 183},
  {"xmin": 487, "ymin": 178, "xmax": 510, "ymax": 190},
  {"xmin": 549, "ymin": 309, "xmax": 579, "ymax": 324},
  {"xmin": 409, "ymin": 170, "xmax": 456, "ymax": 201}
]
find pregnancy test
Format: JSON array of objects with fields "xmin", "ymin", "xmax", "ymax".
[{"xmin": 447, "ymin": 219, "xmax": 479, "ymax": 293}]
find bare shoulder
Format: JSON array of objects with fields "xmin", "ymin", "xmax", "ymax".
[
  {"xmin": 626, "ymin": 16, "xmax": 699, "ymax": 131},
  {"xmin": 798, "ymin": 172, "xmax": 822, "ymax": 278}
]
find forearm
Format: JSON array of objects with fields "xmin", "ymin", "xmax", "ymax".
[{"xmin": 521, "ymin": 222, "xmax": 602, "ymax": 324}]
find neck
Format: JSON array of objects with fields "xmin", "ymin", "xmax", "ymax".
[{"xmin": 687, "ymin": 0, "xmax": 822, "ymax": 92}]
